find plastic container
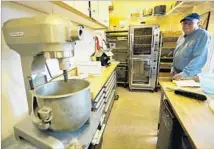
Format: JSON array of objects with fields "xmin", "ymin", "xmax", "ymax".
[{"xmin": 199, "ymin": 73, "xmax": 214, "ymax": 94}]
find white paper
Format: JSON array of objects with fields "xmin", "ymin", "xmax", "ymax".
[{"xmin": 173, "ymin": 80, "xmax": 200, "ymax": 87}]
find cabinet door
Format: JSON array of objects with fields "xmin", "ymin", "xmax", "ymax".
[
  {"xmin": 130, "ymin": 26, "xmax": 153, "ymax": 56},
  {"xmin": 130, "ymin": 59, "xmax": 151, "ymax": 86},
  {"xmin": 73, "ymin": 1, "xmax": 89, "ymax": 16},
  {"xmin": 91, "ymin": 1, "xmax": 99, "ymax": 20},
  {"xmin": 157, "ymin": 102, "xmax": 174, "ymax": 149},
  {"xmin": 97, "ymin": 1, "xmax": 111, "ymax": 27},
  {"xmin": 91, "ymin": 1, "xmax": 111, "ymax": 27},
  {"xmin": 63, "ymin": 1, "xmax": 75, "ymax": 8}
]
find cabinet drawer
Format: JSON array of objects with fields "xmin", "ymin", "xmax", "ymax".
[
  {"xmin": 105, "ymin": 90, "xmax": 115, "ymax": 113},
  {"xmin": 104, "ymin": 71, "xmax": 116, "ymax": 88},
  {"xmin": 105, "ymin": 75, "xmax": 115, "ymax": 93},
  {"xmin": 94, "ymin": 88, "xmax": 105, "ymax": 103},
  {"xmin": 104, "ymin": 90, "xmax": 115, "ymax": 124},
  {"xmin": 93, "ymin": 93, "xmax": 106, "ymax": 111},
  {"xmin": 105, "ymin": 80, "xmax": 115, "ymax": 100}
]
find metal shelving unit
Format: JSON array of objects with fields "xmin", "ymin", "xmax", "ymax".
[
  {"xmin": 158, "ymin": 34, "xmax": 179, "ymax": 82},
  {"xmin": 166, "ymin": 1, "xmax": 205, "ymax": 16},
  {"xmin": 106, "ymin": 30, "xmax": 129, "ymax": 87}
]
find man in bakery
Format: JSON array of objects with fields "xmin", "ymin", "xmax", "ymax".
[{"xmin": 171, "ymin": 13, "xmax": 211, "ymax": 80}]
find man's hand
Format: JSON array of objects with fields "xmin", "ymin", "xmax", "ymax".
[
  {"xmin": 172, "ymin": 72, "xmax": 183, "ymax": 80},
  {"xmin": 170, "ymin": 68, "xmax": 175, "ymax": 80}
]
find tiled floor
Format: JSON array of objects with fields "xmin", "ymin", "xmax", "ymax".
[{"xmin": 103, "ymin": 87, "xmax": 161, "ymax": 149}]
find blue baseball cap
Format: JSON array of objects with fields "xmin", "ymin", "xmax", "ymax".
[{"xmin": 180, "ymin": 13, "xmax": 200, "ymax": 23}]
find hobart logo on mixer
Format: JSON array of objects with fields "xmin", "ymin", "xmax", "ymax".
[{"xmin": 9, "ymin": 32, "xmax": 24, "ymax": 37}]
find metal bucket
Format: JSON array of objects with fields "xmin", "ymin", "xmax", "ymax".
[{"xmin": 31, "ymin": 79, "xmax": 91, "ymax": 131}]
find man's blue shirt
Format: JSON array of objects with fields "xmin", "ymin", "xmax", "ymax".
[{"xmin": 173, "ymin": 28, "xmax": 210, "ymax": 77}]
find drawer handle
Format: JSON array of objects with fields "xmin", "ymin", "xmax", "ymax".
[
  {"xmin": 99, "ymin": 114, "xmax": 106, "ymax": 126},
  {"xmin": 105, "ymin": 77, "xmax": 115, "ymax": 93},
  {"xmin": 105, "ymin": 73, "xmax": 115, "ymax": 87},
  {"xmin": 95, "ymin": 94, "xmax": 106, "ymax": 109},
  {"xmin": 105, "ymin": 81, "xmax": 115, "ymax": 99},
  {"xmin": 105, "ymin": 90, "xmax": 115, "ymax": 113},
  {"xmin": 105, "ymin": 79, "xmax": 115, "ymax": 96},
  {"xmin": 91, "ymin": 124, "xmax": 106, "ymax": 145},
  {"xmin": 94, "ymin": 88, "xmax": 105, "ymax": 103}
]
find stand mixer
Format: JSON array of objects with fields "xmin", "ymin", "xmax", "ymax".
[{"xmin": 3, "ymin": 15, "xmax": 92, "ymax": 149}]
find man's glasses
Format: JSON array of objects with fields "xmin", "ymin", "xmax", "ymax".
[{"xmin": 181, "ymin": 21, "xmax": 194, "ymax": 26}]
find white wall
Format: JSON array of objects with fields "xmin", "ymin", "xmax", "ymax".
[
  {"xmin": 193, "ymin": 2, "xmax": 214, "ymax": 73},
  {"xmin": 1, "ymin": 2, "xmax": 95, "ymax": 140},
  {"xmin": 206, "ymin": 10, "xmax": 214, "ymax": 73}
]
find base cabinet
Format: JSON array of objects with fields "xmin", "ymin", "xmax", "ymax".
[{"xmin": 157, "ymin": 99, "xmax": 193, "ymax": 149}]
